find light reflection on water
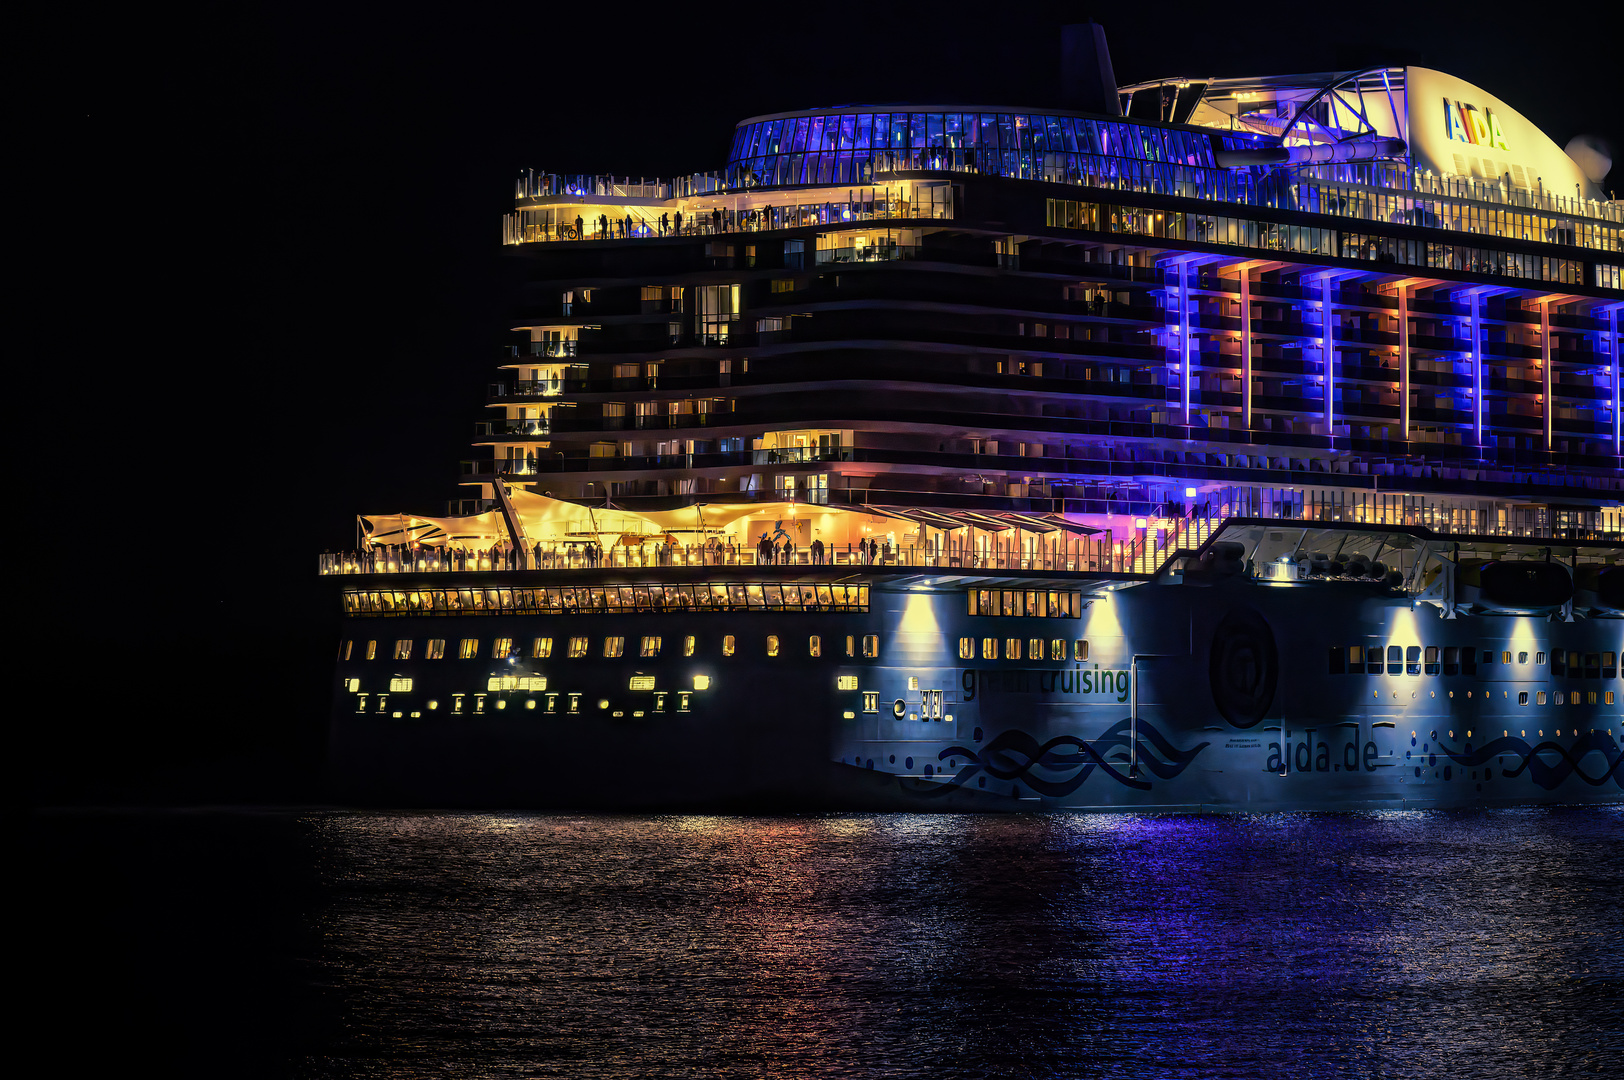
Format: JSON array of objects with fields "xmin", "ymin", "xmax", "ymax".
[
  {"xmin": 25, "ymin": 807, "xmax": 1621, "ymax": 1078},
  {"xmin": 293, "ymin": 808, "xmax": 1621, "ymax": 1079}
]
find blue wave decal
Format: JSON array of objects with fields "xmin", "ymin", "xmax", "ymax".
[
  {"xmin": 1442, "ymin": 732, "xmax": 1623, "ymax": 790},
  {"xmin": 906, "ymin": 719, "xmax": 1209, "ymax": 798}
]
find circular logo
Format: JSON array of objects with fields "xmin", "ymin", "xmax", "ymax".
[{"xmin": 1209, "ymin": 609, "xmax": 1278, "ymax": 728}]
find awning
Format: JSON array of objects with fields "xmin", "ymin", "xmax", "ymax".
[
  {"xmin": 869, "ymin": 506, "xmax": 968, "ymax": 531},
  {"xmin": 990, "ymin": 512, "xmax": 1061, "ymax": 534},
  {"xmin": 951, "ymin": 512, "xmax": 1014, "ymax": 532},
  {"xmin": 1036, "ymin": 513, "xmax": 1102, "ymax": 536}
]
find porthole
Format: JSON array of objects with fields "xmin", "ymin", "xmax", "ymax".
[{"xmin": 892, "ymin": 698, "xmax": 906, "ymax": 718}]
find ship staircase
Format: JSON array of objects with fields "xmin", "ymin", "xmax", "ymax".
[{"xmin": 1122, "ymin": 504, "xmax": 1225, "ymax": 574}]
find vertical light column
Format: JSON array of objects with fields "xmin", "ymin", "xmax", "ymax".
[
  {"xmin": 1240, "ymin": 268, "xmax": 1253, "ymax": 430},
  {"xmin": 1472, "ymin": 290, "xmax": 1483, "ymax": 448},
  {"xmin": 1612, "ymin": 306, "xmax": 1621, "ymax": 455},
  {"xmin": 1541, "ymin": 298, "xmax": 1553, "ymax": 451},
  {"xmin": 1398, "ymin": 284, "xmax": 1410, "ymax": 440},
  {"xmin": 1322, "ymin": 275, "xmax": 1335, "ymax": 439},
  {"xmin": 1181, "ymin": 261, "xmax": 1193, "ymax": 426}
]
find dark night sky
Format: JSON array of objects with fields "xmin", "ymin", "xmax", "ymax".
[{"xmin": 34, "ymin": 1, "xmax": 1619, "ymax": 802}]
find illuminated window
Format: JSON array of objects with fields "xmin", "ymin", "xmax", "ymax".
[
  {"xmin": 1607, "ymin": 692, "xmax": 1615, "ymax": 706},
  {"xmin": 1006, "ymin": 639, "xmax": 1022, "ymax": 661},
  {"xmin": 493, "ymin": 638, "xmax": 513, "ymax": 658},
  {"xmin": 1074, "ymin": 640, "xmax": 1089, "ymax": 661},
  {"xmin": 1501, "ymin": 651, "xmax": 1512, "ymax": 665},
  {"xmin": 451, "ymin": 694, "xmax": 464, "ymax": 714},
  {"xmin": 863, "ymin": 691, "xmax": 879, "ymax": 713},
  {"xmin": 654, "ymin": 692, "xmax": 667, "ymax": 713},
  {"xmin": 809, "ymin": 635, "xmax": 821, "ymax": 657},
  {"xmin": 678, "ymin": 691, "xmax": 691, "ymax": 712},
  {"xmin": 1424, "ymin": 646, "xmax": 1440, "ymax": 675},
  {"xmin": 771, "ymin": 278, "xmax": 794, "ymax": 293},
  {"xmin": 567, "ymin": 693, "xmax": 581, "ymax": 713},
  {"xmin": 545, "ymin": 693, "xmax": 558, "ymax": 713},
  {"xmin": 1536, "ymin": 691, "xmax": 1548, "ymax": 705},
  {"xmin": 426, "ymin": 639, "xmax": 445, "ymax": 660},
  {"xmin": 568, "ymin": 636, "xmax": 588, "ymax": 657},
  {"xmin": 862, "ymin": 635, "xmax": 878, "ymax": 658},
  {"xmin": 458, "ymin": 639, "xmax": 478, "ymax": 659},
  {"xmin": 1029, "ymin": 638, "xmax": 1043, "ymax": 662},
  {"xmin": 354, "ymin": 693, "xmax": 368, "ymax": 713},
  {"xmin": 389, "ymin": 677, "xmax": 413, "ymax": 693},
  {"xmin": 908, "ymin": 676, "xmax": 920, "ymax": 691},
  {"xmin": 766, "ymin": 635, "xmax": 780, "ymax": 657},
  {"xmin": 640, "ymin": 636, "xmax": 661, "ymax": 658},
  {"xmin": 959, "ymin": 638, "xmax": 974, "ymax": 660},
  {"xmin": 684, "ymin": 635, "xmax": 696, "ymax": 657},
  {"xmin": 365, "ymin": 640, "xmax": 378, "ymax": 661},
  {"xmin": 339, "ymin": 640, "xmax": 352, "ymax": 661},
  {"xmin": 693, "ymin": 675, "xmax": 710, "ymax": 689},
  {"xmin": 394, "ymin": 639, "xmax": 412, "ymax": 661},
  {"xmin": 474, "ymin": 694, "xmax": 486, "ymax": 714},
  {"xmin": 845, "ymin": 635, "xmax": 856, "ymax": 657},
  {"xmin": 723, "ymin": 635, "xmax": 736, "ymax": 657},
  {"xmin": 982, "ymin": 638, "xmax": 998, "ymax": 660},
  {"xmin": 1587, "ymin": 691, "xmax": 1598, "ymax": 705},
  {"xmin": 532, "ymin": 637, "xmax": 553, "ymax": 658},
  {"xmin": 837, "ymin": 675, "xmax": 858, "ymax": 690},
  {"xmin": 603, "ymin": 637, "xmax": 624, "ymax": 658},
  {"xmin": 1050, "ymin": 640, "xmax": 1066, "ymax": 661}
]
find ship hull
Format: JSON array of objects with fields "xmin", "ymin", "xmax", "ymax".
[{"xmin": 329, "ymin": 571, "xmax": 1622, "ymax": 811}]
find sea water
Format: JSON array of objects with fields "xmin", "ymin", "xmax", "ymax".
[{"xmin": 25, "ymin": 807, "xmax": 1623, "ymax": 1078}]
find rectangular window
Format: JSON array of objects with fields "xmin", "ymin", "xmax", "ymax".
[
  {"xmin": 1501, "ymin": 651, "xmax": 1512, "ymax": 666},
  {"xmin": 1518, "ymin": 691, "xmax": 1529, "ymax": 706},
  {"xmin": 365, "ymin": 640, "xmax": 378, "ymax": 661},
  {"xmin": 1051, "ymin": 640, "xmax": 1066, "ymax": 661},
  {"xmin": 1406, "ymin": 646, "xmax": 1421, "ymax": 676},
  {"xmin": 1604, "ymin": 652, "xmax": 1617, "ymax": 679},
  {"xmin": 459, "ymin": 639, "xmax": 478, "ymax": 659},
  {"xmin": 1367, "ymin": 643, "xmax": 1384, "ymax": 675},
  {"xmin": 394, "ymin": 639, "xmax": 412, "ymax": 661},
  {"xmin": 959, "ymin": 637, "xmax": 974, "ymax": 660},
  {"xmin": 845, "ymin": 635, "xmax": 856, "ymax": 657},
  {"xmin": 1424, "ymin": 646, "xmax": 1440, "ymax": 676},
  {"xmin": 678, "ymin": 691, "xmax": 691, "ymax": 712},
  {"xmin": 568, "ymin": 693, "xmax": 581, "ymax": 713},
  {"xmin": 1074, "ymin": 640, "xmax": 1089, "ymax": 661},
  {"xmin": 1387, "ymin": 645, "xmax": 1403, "ymax": 676},
  {"xmin": 766, "ymin": 635, "xmax": 780, "ymax": 657},
  {"xmin": 684, "ymin": 635, "xmax": 696, "ymax": 657},
  {"xmin": 1029, "ymin": 638, "xmax": 1043, "ymax": 662},
  {"xmin": 426, "ymin": 639, "xmax": 446, "ymax": 660},
  {"xmin": 809, "ymin": 635, "xmax": 821, "ymax": 657},
  {"xmin": 568, "ymin": 636, "xmax": 588, "ymax": 658},
  {"xmin": 863, "ymin": 635, "xmax": 879, "ymax": 658},
  {"xmin": 389, "ymin": 677, "xmax": 413, "ymax": 693},
  {"xmin": 545, "ymin": 693, "xmax": 558, "ymax": 713},
  {"xmin": 1443, "ymin": 646, "xmax": 1459, "ymax": 676},
  {"xmin": 640, "ymin": 636, "xmax": 661, "ymax": 658},
  {"xmin": 837, "ymin": 675, "xmax": 859, "ymax": 690},
  {"xmin": 982, "ymin": 638, "xmax": 998, "ymax": 660},
  {"xmin": 532, "ymin": 637, "xmax": 553, "ymax": 658},
  {"xmin": 863, "ymin": 691, "xmax": 879, "ymax": 713},
  {"xmin": 1535, "ymin": 651, "xmax": 1546, "ymax": 666},
  {"xmin": 493, "ymin": 637, "xmax": 513, "ymax": 658},
  {"xmin": 603, "ymin": 637, "xmax": 624, "ymax": 658},
  {"xmin": 1006, "ymin": 639, "xmax": 1022, "ymax": 661},
  {"xmin": 723, "ymin": 635, "xmax": 736, "ymax": 657},
  {"xmin": 339, "ymin": 640, "xmax": 352, "ymax": 661},
  {"xmin": 654, "ymin": 692, "xmax": 667, "ymax": 713},
  {"xmin": 1536, "ymin": 691, "xmax": 1548, "ymax": 705}
]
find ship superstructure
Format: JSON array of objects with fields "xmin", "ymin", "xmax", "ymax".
[{"xmin": 324, "ymin": 28, "xmax": 1621, "ymax": 809}]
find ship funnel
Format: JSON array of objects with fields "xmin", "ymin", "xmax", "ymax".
[{"xmin": 1061, "ymin": 21, "xmax": 1122, "ymax": 116}]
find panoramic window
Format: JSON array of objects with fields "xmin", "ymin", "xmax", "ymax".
[
  {"xmin": 568, "ymin": 636, "xmax": 588, "ymax": 658},
  {"xmin": 532, "ymin": 637, "xmax": 552, "ymax": 658},
  {"xmin": 458, "ymin": 639, "xmax": 478, "ymax": 659},
  {"xmin": 394, "ymin": 639, "xmax": 412, "ymax": 661},
  {"xmin": 603, "ymin": 637, "xmax": 624, "ymax": 658},
  {"xmin": 426, "ymin": 639, "xmax": 446, "ymax": 660}
]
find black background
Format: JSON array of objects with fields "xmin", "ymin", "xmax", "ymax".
[{"xmin": 28, "ymin": 1, "xmax": 1619, "ymax": 804}]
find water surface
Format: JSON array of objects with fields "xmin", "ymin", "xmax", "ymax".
[{"xmin": 26, "ymin": 808, "xmax": 1623, "ymax": 1077}]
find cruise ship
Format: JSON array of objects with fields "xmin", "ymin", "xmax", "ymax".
[{"xmin": 323, "ymin": 25, "xmax": 1622, "ymax": 809}]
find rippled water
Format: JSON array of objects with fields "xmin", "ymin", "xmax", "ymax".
[{"xmin": 26, "ymin": 808, "xmax": 1623, "ymax": 1078}]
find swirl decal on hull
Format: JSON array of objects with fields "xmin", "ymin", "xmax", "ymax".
[
  {"xmin": 900, "ymin": 719, "xmax": 1209, "ymax": 799},
  {"xmin": 1442, "ymin": 732, "xmax": 1623, "ymax": 790}
]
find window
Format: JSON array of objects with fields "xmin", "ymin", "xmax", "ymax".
[
  {"xmin": 568, "ymin": 636, "xmax": 588, "ymax": 657},
  {"xmin": 959, "ymin": 637, "xmax": 974, "ymax": 660},
  {"xmin": 545, "ymin": 693, "xmax": 558, "ymax": 713},
  {"xmin": 809, "ymin": 635, "xmax": 821, "ymax": 657},
  {"xmin": 1604, "ymin": 652, "xmax": 1617, "ymax": 678},
  {"xmin": 1074, "ymin": 640, "xmax": 1089, "ymax": 661},
  {"xmin": 1518, "ymin": 692, "xmax": 1529, "ymax": 706},
  {"xmin": 1406, "ymin": 646, "xmax": 1421, "ymax": 676},
  {"xmin": 568, "ymin": 693, "xmax": 581, "ymax": 713},
  {"xmin": 766, "ymin": 635, "xmax": 780, "ymax": 657},
  {"xmin": 1501, "ymin": 651, "xmax": 1512, "ymax": 666},
  {"xmin": 389, "ymin": 677, "xmax": 413, "ymax": 693},
  {"xmin": 1443, "ymin": 646, "xmax": 1459, "ymax": 676},
  {"xmin": 863, "ymin": 635, "xmax": 878, "ymax": 658},
  {"xmin": 365, "ymin": 640, "xmax": 378, "ymax": 660},
  {"xmin": 845, "ymin": 636, "xmax": 856, "ymax": 657},
  {"xmin": 1006, "ymin": 639, "xmax": 1022, "ymax": 661},
  {"xmin": 1367, "ymin": 643, "xmax": 1384, "ymax": 674},
  {"xmin": 532, "ymin": 637, "xmax": 553, "ymax": 658},
  {"xmin": 1607, "ymin": 691, "xmax": 1616, "ymax": 706},
  {"xmin": 603, "ymin": 637, "xmax": 624, "ymax": 658},
  {"xmin": 982, "ymin": 638, "xmax": 998, "ymax": 660},
  {"xmin": 863, "ymin": 691, "xmax": 879, "ymax": 713},
  {"xmin": 640, "ymin": 636, "xmax": 661, "ymax": 658},
  {"xmin": 678, "ymin": 692, "xmax": 692, "ymax": 712},
  {"xmin": 723, "ymin": 635, "xmax": 736, "ymax": 657},
  {"xmin": 771, "ymin": 278, "xmax": 795, "ymax": 293},
  {"xmin": 1517, "ymin": 651, "xmax": 1528, "ymax": 665},
  {"xmin": 1051, "ymin": 640, "xmax": 1066, "ymax": 661},
  {"xmin": 684, "ymin": 635, "xmax": 696, "ymax": 657},
  {"xmin": 339, "ymin": 640, "xmax": 352, "ymax": 661},
  {"xmin": 459, "ymin": 639, "xmax": 479, "ymax": 659},
  {"xmin": 493, "ymin": 638, "xmax": 513, "ymax": 658},
  {"xmin": 394, "ymin": 639, "xmax": 413, "ymax": 661},
  {"xmin": 654, "ymin": 692, "xmax": 667, "ymax": 713},
  {"xmin": 426, "ymin": 639, "xmax": 446, "ymax": 660},
  {"xmin": 1537, "ymin": 691, "xmax": 1548, "ymax": 705},
  {"xmin": 1029, "ymin": 639, "xmax": 1043, "ymax": 662},
  {"xmin": 1535, "ymin": 651, "xmax": 1546, "ymax": 665}
]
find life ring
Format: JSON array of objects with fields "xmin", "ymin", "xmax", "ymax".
[
  {"xmin": 892, "ymin": 698, "xmax": 907, "ymax": 718},
  {"xmin": 1208, "ymin": 608, "xmax": 1278, "ymax": 728}
]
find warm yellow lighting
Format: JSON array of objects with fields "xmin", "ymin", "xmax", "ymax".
[
  {"xmin": 597, "ymin": 699, "xmax": 610, "ymax": 709},
  {"xmin": 693, "ymin": 675, "xmax": 711, "ymax": 690},
  {"xmin": 427, "ymin": 700, "xmax": 438, "ymax": 710},
  {"xmin": 525, "ymin": 699, "xmax": 536, "ymax": 710},
  {"xmin": 837, "ymin": 675, "xmax": 859, "ymax": 690}
]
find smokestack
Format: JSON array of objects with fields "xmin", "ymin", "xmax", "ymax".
[{"xmin": 1061, "ymin": 21, "xmax": 1121, "ymax": 116}]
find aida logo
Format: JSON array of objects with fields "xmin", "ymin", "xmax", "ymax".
[{"xmin": 1443, "ymin": 98, "xmax": 1509, "ymax": 150}]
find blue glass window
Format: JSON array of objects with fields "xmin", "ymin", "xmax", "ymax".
[
  {"xmin": 890, "ymin": 114, "xmax": 907, "ymax": 147},
  {"xmin": 838, "ymin": 114, "xmax": 856, "ymax": 151},
  {"xmin": 854, "ymin": 113, "xmax": 872, "ymax": 150}
]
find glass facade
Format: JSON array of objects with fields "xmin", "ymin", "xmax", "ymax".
[{"xmin": 725, "ymin": 110, "xmax": 1217, "ymax": 193}]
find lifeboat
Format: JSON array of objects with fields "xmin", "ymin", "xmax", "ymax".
[
  {"xmin": 1573, "ymin": 564, "xmax": 1624, "ymax": 616},
  {"xmin": 1457, "ymin": 559, "xmax": 1573, "ymax": 615}
]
